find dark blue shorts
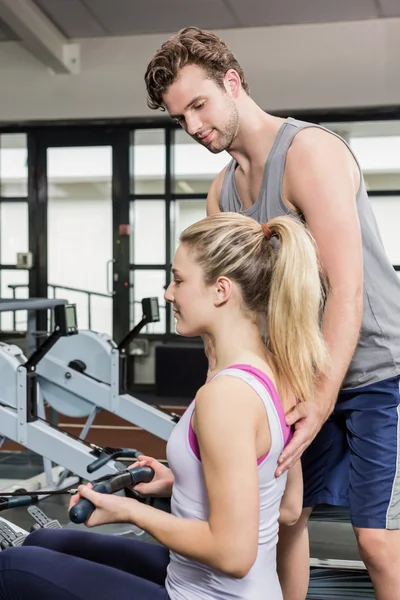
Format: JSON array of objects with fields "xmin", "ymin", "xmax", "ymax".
[{"xmin": 302, "ymin": 375, "xmax": 400, "ymax": 529}]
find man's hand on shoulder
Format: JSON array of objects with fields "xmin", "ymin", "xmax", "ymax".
[{"xmin": 275, "ymin": 399, "xmax": 328, "ymax": 477}]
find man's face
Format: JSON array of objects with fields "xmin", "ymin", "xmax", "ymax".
[{"xmin": 163, "ymin": 64, "xmax": 239, "ymax": 154}]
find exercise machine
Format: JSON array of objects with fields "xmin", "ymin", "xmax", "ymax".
[
  {"xmin": 0, "ymin": 303, "xmax": 137, "ymax": 486},
  {"xmin": 306, "ymin": 506, "xmax": 374, "ymax": 598},
  {"xmin": 0, "ymin": 464, "xmax": 156, "ymax": 549},
  {"xmin": 35, "ymin": 297, "xmax": 177, "ymax": 443},
  {"xmin": 0, "ymin": 472, "xmax": 375, "ymax": 599},
  {"xmin": 0, "ymin": 296, "xmax": 177, "ymax": 493}
]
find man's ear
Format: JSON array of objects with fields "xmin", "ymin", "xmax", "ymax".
[{"xmin": 224, "ymin": 69, "xmax": 241, "ymax": 98}]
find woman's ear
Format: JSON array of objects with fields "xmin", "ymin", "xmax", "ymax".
[{"xmin": 214, "ymin": 276, "xmax": 233, "ymax": 306}]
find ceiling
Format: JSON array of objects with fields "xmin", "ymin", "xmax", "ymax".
[{"xmin": 0, "ymin": 0, "xmax": 399, "ymax": 41}]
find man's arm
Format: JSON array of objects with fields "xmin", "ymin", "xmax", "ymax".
[{"xmin": 277, "ymin": 128, "xmax": 363, "ymax": 474}]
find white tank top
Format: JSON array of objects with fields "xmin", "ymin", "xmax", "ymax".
[{"xmin": 165, "ymin": 364, "xmax": 292, "ymax": 600}]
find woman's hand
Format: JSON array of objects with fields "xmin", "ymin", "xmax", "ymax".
[
  {"xmin": 129, "ymin": 455, "xmax": 174, "ymax": 498},
  {"xmin": 68, "ymin": 484, "xmax": 136, "ymax": 528}
]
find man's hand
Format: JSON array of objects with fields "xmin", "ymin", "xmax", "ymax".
[{"xmin": 275, "ymin": 402, "xmax": 328, "ymax": 477}]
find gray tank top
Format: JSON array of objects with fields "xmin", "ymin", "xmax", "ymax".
[{"xmin": 219, "ymin": 117, "xmax": 400, "ymax": 390}]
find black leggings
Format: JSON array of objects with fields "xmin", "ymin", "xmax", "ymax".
[{"xmin": 0, "ymin": 528, "xmax": 170, "ymax": 600}]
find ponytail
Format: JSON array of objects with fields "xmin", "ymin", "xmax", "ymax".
[
  {"xmin": 266, "ymin": 217, "xmax": 328, "ymax": 403},
  {"xmin": 179, "ymin": 211, "xmax": 328, "ymax": 402}
]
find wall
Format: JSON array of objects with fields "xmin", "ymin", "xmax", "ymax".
[{"xmin": 0, "ymin": 18, "xmax": 400, "ymax": 122}]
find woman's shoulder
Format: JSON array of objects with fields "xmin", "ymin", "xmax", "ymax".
[{"xmin": 210, "ymin": 361, "xmax": 297, "ymax": 414}]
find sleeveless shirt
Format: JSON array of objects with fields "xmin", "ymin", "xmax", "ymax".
[
  {"xmin": 219, "ymin": 117, "xmax": 400, "ymax": 390},
  {"xmin": 165, "ymin": 364, "xmax": 291, "ymax": 600}
]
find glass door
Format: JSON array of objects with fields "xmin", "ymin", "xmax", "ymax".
[
  {"xmin": 33, "ymin": 129, "xmax": 130, "ymax": 344},
  {"xmin": 0, "ymin": 133, "xmax": 30, "ymax": 334}
]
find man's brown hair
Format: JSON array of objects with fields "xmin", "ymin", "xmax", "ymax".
[{"xmin": 145, "ymin": 27, "xmax": 250, "ymax": 111}]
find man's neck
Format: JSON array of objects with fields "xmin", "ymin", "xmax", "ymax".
[{"xmin": 228, "ymin": 107, "xmax": 286, "ymax": 172}]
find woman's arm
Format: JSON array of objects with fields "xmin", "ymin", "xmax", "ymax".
[
  {"xmin": 127, "ymin": 377, "xmax": 265, "ymax": 578},
  {"xmin": 279, "ymin": 460, "xmax": 303, "ymax": 526}
]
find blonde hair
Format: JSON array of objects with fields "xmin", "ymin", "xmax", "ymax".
[
  {"xmin": 145, "ymin": 27, "xmax": 250, "ymax": 111},
  {"xmin": 180, "ymin": 212, "xmax": 328, "ymax": 403}
]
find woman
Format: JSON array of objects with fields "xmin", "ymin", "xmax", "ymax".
[{"xmin": 0, "ymin": 212, "xmax": 327, "ymax": 600}]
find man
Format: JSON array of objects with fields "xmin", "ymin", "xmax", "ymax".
[{"xmin": 145, "ymin": 27, "xmax": 400, "ymax": 600}]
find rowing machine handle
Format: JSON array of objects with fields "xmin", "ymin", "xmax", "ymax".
[
  {"xmin": 69, "ymin": 466, "xmax": 155, "ymax": 524},
  {"xmin": 87, "ymin": 448, "xmax": 140, "ymax": 474}
]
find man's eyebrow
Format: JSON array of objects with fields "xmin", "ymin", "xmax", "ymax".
[{"xmin": 170, "ymin": 96, "xmax": 203, "ymax": 120}]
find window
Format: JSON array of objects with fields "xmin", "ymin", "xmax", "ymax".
[
  {"xmin": 130, "ymin": 129, "xmax": 165, "ymax": 195},
  {"xmin": 369, "ymin": 197, "xmax": 400, "ymax": 265},
  {"xmin": 47, "ymin": 146, "xmax": 113, "ymax": 337},
  {"xmin": 320, "ymin": 119, "xmax": 400, "ymax": 272},
  {"xmin": 130, "ymin": 270, "xmax": 166, "ymax": 334},
  {"xmin": 130, "ymin": 200, "xmax": 166, "ymax": 264},
  {"xmin": 0, "ymin": 270, "xmax": 29, "ymax": 331},
  {"xmin": 0, "ymin": 202, "xmax": 28, "ymax": 264},
  {"xmin": 173, "ymin": 129, "xmax": 230, "ymax": 194},
  {"xmin": 170, "ymin": 199, "xmax": 207, "ymax": 254},
  {"xmin": 0, "ymin": 133, "xmax": 28, "ymax": 197},
  {"xmin": 321, "ymin": 120, "xmax": 400, "ymax": 191}
]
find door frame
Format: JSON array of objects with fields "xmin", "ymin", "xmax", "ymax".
[{"xmin": 28, "ymin": 127, "xmax": 130, "ymax": 343}]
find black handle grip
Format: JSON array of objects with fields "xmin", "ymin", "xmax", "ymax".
[
  {"xmin": 4, "ymin": 496, "xmax": 34, "ymax": 510},
  {"xmin": 69, "ymin": 467, "xmax": 155, "ymax": 524},
  {"xmin": 86, "ymin": 455, "xmax": 113, "ymax": 474},
  {"xmin": 128, "ymin": 466, "xmax": 155, "ymax": 486},
  {"xmin": 69, "ymin": 482, "xmax": 109, "ymax": 524},
  {"xmin": 87, "ymin": 449, "xmax": 140, "ymax": 473}
]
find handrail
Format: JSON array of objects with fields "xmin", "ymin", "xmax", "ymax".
[
  {"xmin": 6, "ymin": 283, "xmax": 166, "ymax": 332},
  {"xmin": 7, "ymin": 283, "xmax": 111, "ymax": 330},
  {"xmin": 8, "ymin": 283, "xmax": 110, "ymax": 298}
]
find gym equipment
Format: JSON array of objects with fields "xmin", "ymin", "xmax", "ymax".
[
  {"xmin": 306, "ymin": 507, "xmax": 374, "ymax": 598},
  {"xmin": 0, "ymin": 465, "xmax": 156, "ymax": 550},
  {"xmin": 0, "ymin": 494, "xmax": 374, "ymax": 599},
  {"xmin": 0, "ymin": 297, "xmax": 70, "ymax": 357},
  {"xmin": 0, "ymin": 449, "xmax": 374, "ymax": 597},
  {"xmin": 0, "ymin": 467, "xmax": 154, "ymax": 550},
  {"xmin": 69, "ymin": 465, "xmax": 155, "ymax": 524},
  {"xmin": 35, "ymin": 297, "xmax": 177, "ymax": 443},
  {"xmin": 0, "ymin": 302, "xmax": 135, "ymax": 484},
  {"xmin": 0, "ymin": 506, "xmax": 63, "ymax": 550},
  {"xmin": 0, "ymin": 296, "xmax": 177, "ymax": 494},
  {"xmin": 307, "ymin": 568, "xmax": 374, "ymax": 599}
]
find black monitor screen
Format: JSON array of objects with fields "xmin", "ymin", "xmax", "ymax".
[{"xmin": 65, "ymin": 305, "xmax": 77, "ymax": 330}]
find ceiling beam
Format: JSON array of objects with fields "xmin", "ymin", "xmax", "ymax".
[{"xmin": 0, "ymin": 0, "xmax": 80, "ymax": 74}]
